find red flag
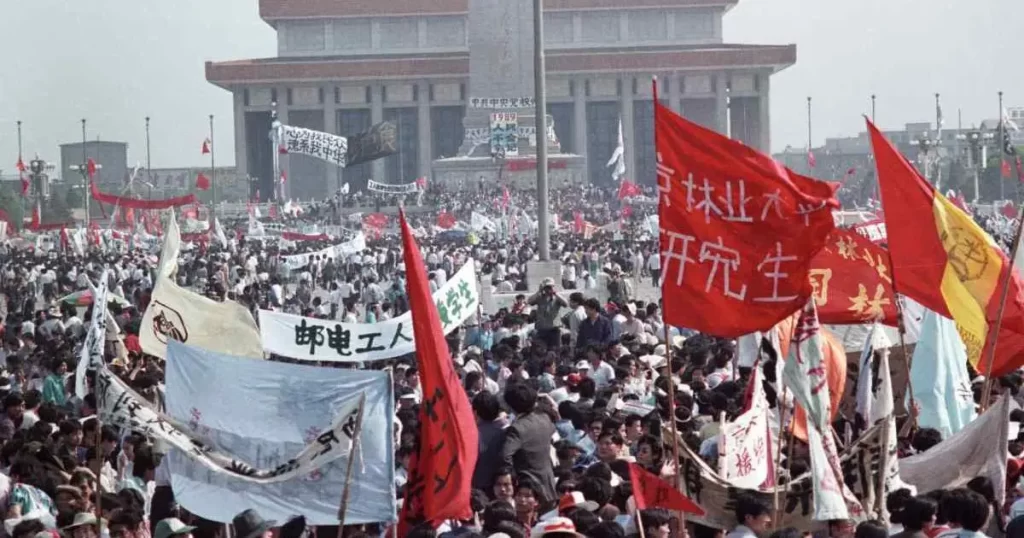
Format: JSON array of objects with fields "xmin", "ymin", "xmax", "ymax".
[
  {"xmin": 808, "ymin": 151, "xmax": 817, "ymax": 168},
  {"xmin": 196, "ymin": 172, "xmax": 211, "ymax": 191},
  {"xmin": 20, "ymin": 175, "xmax": 28, "ymax": 197},
  {"xmin": 617, "ymin": 179, "xmax": 641, "ymax": 200},
  {"xmin": 60, "ymin": 226, "xmax": 70, "ymax": 252},
  {"xmin": 628, "ymin": 463, "xmax": 704, "ymax": 515},
  {"xmin": 573, "ymin": 211, "xmax": 584, "ymax": 234},
  {"xmin": 809, "ymin": 228, "xmax": 898, "ymax": 326},
  {"xmin": 278, "ymin": 144, "xmax": 288, "ymax": 155},
  {"xmin": 86, "ymin": 158, "xmax": 97, "ymax": 179},
  {"xmin": 29, "ymin": 205, "xmax": 40, "ymax": 230},
  {"xmin": 436, "ymin": 211, "xmax": 456, "ymax": 229},
  {"xmin": 1003, "ymin": 202, "xmax": 1018, "ymax": 219},
  {"xmin": 398, "ymin": 209, "xmax": 478, "ymax": 529},
  {"xmin": 15, "ymin": 158, "xmax": 25, "ymax": 172},
  {"xmin": 201, "ymin": 138, "xmax": 211, "ymax": 155},
  {"xmin": 656, "ymin": 101, "xmax": 837, "ymax": 338},
  {"xmin": 1003, "ymin": 159, "xmax": 1012, "ymax": 179}
]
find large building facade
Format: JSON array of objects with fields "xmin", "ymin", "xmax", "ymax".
[{"xmin": 207, "ymin": 0, "xmax": 795, "ymax": 200}]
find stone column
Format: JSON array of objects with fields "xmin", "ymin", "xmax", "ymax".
[
  {"xmin": 758, "ymin": 75, "xmax": 771, "ymax": 153},
  {"xmin": 620, "ymin": 77, "xmax": 636, "ymax": 182},
  {"xmin": 233, "ymin": 90, "xmax": 247, "ymax": 178},
  {"xmin": 573, "ymin": 77, "xmax": 587, "ymax": 158},
  {"xmin": 370, "ymin": 84, "xmax": 385, "ymax": 181},
  {"xmin": 417, "ymin": 82, "xmax": 433, "ymax": 180},
  {"xmin": 715, "ymin": 73, "xmax": 729, "ymax": 136},
  {"xmin": 324, "ymin": 86, "xmax": 339, "ymax": 193}
]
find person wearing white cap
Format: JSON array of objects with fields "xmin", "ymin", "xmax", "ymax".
[{"xmin": 529, "ymin": 516, "xmax": 586, "ymax": 537}]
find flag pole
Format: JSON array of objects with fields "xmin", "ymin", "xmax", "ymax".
[
  {"xmin": 210, "ymin": 114, "xmax": 216, "ymax": 221},
  {"xmin": 636, "ymin": 510, "xmax": 648, "ymax": 538},
  {"xmin": 654, "ymin": 75, "xmax": 686, "ymax": 532},
  {"xmin": 771, "ymin": 385, "xmax": 789, "ymax": 526},
  {"xmin": 980, "ymin": 165, "xmax": 1024, "ymax": 410},
  {"xmin": 337, "ymin": 393, "xmax": 367, "ymax": 536}
]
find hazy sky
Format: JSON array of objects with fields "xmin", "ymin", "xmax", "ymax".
[{"xmin": 1, "ymin": 0, "xmax": 1019, "ymax": 173}]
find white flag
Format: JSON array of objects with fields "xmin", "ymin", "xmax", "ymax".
[
  {"xmin": 213, "ymin": 217, "xmax": 229, "ymax": 249},
  {"xmin": 606, "ymin": 117, "xmax": 626, "ymax": 181},
  {"xmin": 719, "ymin": 367, "xmax": 773, "ymax": 489}
]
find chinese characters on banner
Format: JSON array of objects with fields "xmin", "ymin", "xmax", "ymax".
[
  {"xmin": 281, "ymin": 125, "xmax": 350, "ymax": 168},
  {"xmin": 257, "ymin": 261, "xmax": 479, "ymax": 362},
  {"xmin": 397, "ymin": 210, "xmax": 477, "ymax": 529},
  {"xmin": 366, "ymin": 180, "xmax": 421, "ymax": 195},
  {"xmin": 489, "ymin": 113, "xmax": 519, "ymax": 157},
  {"xmin": 655, "ymin": 102, "xmax": 839, "ymax": 337},
  {"xmin": 469, "ymin": 97, "xmax": 535, "ymax": 109},
  {"xmin": 280, "ymin": 232, "xmax": 367, "ymax": 271},
  {"xmin": 851, "ymin": 219, "xmax": 887, "ymax": 244},
  {"xmin": 809, "ymin": 228, "xmax": 898, "ymax": 326}
]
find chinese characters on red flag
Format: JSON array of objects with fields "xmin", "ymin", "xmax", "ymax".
[
  {"xmin": 656, "ymin": 102, "xmax": 838, "ymax": 337},
  {"xmin": 398, "ymin": 210, "xmax": 478, "ymax": 530},
  {"xmin": 809, "ymin": 227, "xmax": 898, "ymax": 326},
  {"xmin": 628, "ymin": 462, "xmax": 705, "ymax": 515}
]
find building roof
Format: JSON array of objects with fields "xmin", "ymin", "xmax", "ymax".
[
  {"xmin": 206, "ymin": 44, "xmax": 795, "ymax": 88},
  {"xmin": 258, "ymin": 0, "xmax": 738, "ymax": 22}
]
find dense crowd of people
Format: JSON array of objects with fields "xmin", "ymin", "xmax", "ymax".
[{"xmin": 0, "ymin": 181, "xmax": 1019, "ymax": 538}]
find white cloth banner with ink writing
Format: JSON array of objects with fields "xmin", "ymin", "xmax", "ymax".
[
  {"xmin": 258, "ymin": 261, "xmax": 479, "ymax": 361},
  {"xmin": 97, "ymin": 361, "xmax": 363, "ymax": 484},
  {"xmin": 280, "ymin": 232, "xmax": 367, "ymax": 271},
  {"xmin": 164, "ymin": 341, "xmax": 395, "ymax": 525},
  {"xmin": 366, "ymin": 180, "xmax": 420, "ymax": 195},
  {"xmin": 281, "ymin": 125, "xmax": 349, "ymax": 168}
]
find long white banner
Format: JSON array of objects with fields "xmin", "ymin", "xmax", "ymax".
[
  {"xmin": 367, "ymin": 180, "xmax": 419, "ymax": 195},
  {"xmin": 259, "ymin": 261, "xmax": 478, "ymax": 361},
  {"xmin": 97, "ymin": 364, "xmax": 364, "ymax": 484},
  {"xmin": 280, "ymin": 232, "xmax": 367, "ymax": 271},
  {"xmin": 281, "ymin": 125, "xmax": 348, "ymax": 168}
]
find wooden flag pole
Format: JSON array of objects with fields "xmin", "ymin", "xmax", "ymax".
[
  {"xmin": 981, "ymin": 167, "xmax": 1024, "ymax": 410},
  {"xmin": 771, "ymin": 385, "xmax": 789, "ymax": 528},
  {"xmin": 337, "ymin": 394, "xmax": 368, "ymax": 537},
  {"xmin": 636, "ymin": 510, "xmax": 648, "ymax": 538}
]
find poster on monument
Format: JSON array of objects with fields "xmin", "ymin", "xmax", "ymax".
[{"xmin": 490, "ymin": 113, "xmax": 519, "ymax": 157}]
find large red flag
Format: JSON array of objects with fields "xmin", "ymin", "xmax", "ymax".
[
  {"xmin": 656, "ymin": 101, "xmax": 838, "ymax": 337},
  {"xmin": 196, "ymin": 172, "xmax": 211, "ymax": 191},
  {"xmin": 617, "ymin": 179, "xmax": 641, "ymax": 200},
  {"xmin": 86, "ymin": 158, "xmax": 97, "ymax": 179},
  {"xmin": 628, "ymin": 463, "xmax": 704, "ymax": 515},
  {"xmin": 809, "ymin": 227, "xmax": 898, "ymax": 326},
  {"xmin": 398, "ymin": 209, "xmax": 478, "ymax": 529},
  {"xmin": 868, "ymin": 118, "xmax": 1024, "ymax": 375}
]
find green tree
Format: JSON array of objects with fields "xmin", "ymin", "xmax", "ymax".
[{"xmin": 0, "ymin": 183, "xmax": 25, "ymax": 230}]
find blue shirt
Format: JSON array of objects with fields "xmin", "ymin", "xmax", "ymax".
[{"xmin": 576, "ymin": 315, "xmax": 612, "ymax": 349}]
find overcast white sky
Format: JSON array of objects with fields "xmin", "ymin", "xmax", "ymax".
[{"xmin": 0, "ymin": 0, "xmax": 1019, "ymax": 171}]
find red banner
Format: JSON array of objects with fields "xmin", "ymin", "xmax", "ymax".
[
  {"xmin": 617, "ymin": 179, "xmax": 641, "ymax": 200},
  {"xmin": 628, "ymin": 463, "xmax": 704, "ymax": 515},
  {"xmin": 809, "ymin": 228, "xmax": 898, "ymax": 326},
  {"xmin": 656, "ymin": 101, "xmax": 838, "ymax": 337},
  {"xmin": 398, "ymin": 210, "xmax": 477, "ymax": 530},
  {"xmin": 91, "ymin": 182, "xmax": 197, "ymax": 210}
]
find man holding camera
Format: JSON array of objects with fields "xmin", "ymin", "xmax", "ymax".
[{"xmin": 528, "ymin": 278, "xmax": 568, "ymax": 349}]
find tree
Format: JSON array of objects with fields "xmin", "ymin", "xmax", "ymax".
[{"xmin": 0, "ymin": 183, "xmax": 25, "ymax": 230}]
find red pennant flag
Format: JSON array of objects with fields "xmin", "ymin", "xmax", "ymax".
[
  {"xmin": 15, "ymin": 158, "xmax": 25, "ymax": 172},
  {"xmin": 809, "ymin": 228, "xmax": 898, "ymax": 326},
  {"xmin": 201, "ymin": 138, "xmax": 211, "ymax": 155},
  {"xmin": 628, "ymin": 463, "xmax": 704, "ymax": 515},
  {"xmin": 397, "ymin": 209, "xmax": 477, "ymax": 530},
  {"xmin": 808, "ymin": 151, "xmax": 817, "ymax": 168},
  {"xmin": 617, "ymin": 179, "xmax": 641, "ymax": 200},
  {"xmin": 196, "ymin": 172, "xmax": 211, "ymax": 191},
  {"xmin": 656, "ymin": 100, "xmax": 837, "ymax": 338},
  {"xmin": 86, "ymin": 158, "xmax": 97, "ymax": 179},
  {"xmin": 278, "ymin": 144, "xmax": 288, "ymax": 155},
  {"xmin": 436, "ymin": 211, "xmax": 456, "ymax": 229},
  {"xmin": 1003, "ymin": 159, "xmax": 1013, "ymax": 179}
]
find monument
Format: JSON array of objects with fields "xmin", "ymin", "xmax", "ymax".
[{"xmin": 432, "ymin": 0, "xmax": 586, "ymax": 192}]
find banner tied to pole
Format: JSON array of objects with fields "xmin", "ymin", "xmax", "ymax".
[
  {"xmin": 97, "ymin": 362, "xmax": 365, "ymax": 484},
  {"xmin": 281, "ymin": 125, "xmax": 350, "ymax": 168},
  {"xmin": 280, "ymin": 232, "xmax": 367, "ymax": 271},
  {"xmin": 259, "ymin": 261, "xmax": 479, "ymax": 362}
]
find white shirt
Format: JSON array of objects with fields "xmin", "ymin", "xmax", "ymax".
[
  {"xmin": 647, "ymin": 253, "xmax": 661, "ymax": 271},
  {"xmin": 587, "ymin": 361, "xmax": 616, "ymax": 390}
]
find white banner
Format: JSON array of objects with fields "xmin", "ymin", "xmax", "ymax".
[
  {"xmin": 140, "ymin": 214, "xmax": 264, "ymax": 360},
  {"xmin": 259, "ymin": 261, "xmax": 478, "ymax": 362},
  {"xmin": 281, "ymin": 125, "xmax": 348, "ymax": 168},
  {"xmin": 164, "ymin": 341, "xmax": 395, "ymax": 524},
  {"xmin": 719, "ymin": 368, "xmax": 772, "ymax": 489},
  {"xmin": 470, "ymin": 212, "xmax": 498, "ymax": 232},
  {"xmin": 75, "ymin": 271, "xmax": 110, "ymax": 399},
  {"xmin": 469, "ymin": 97, "xmax": 535, "ymax": 109},
  {"xmin": 280, "ymin": 232, "xmax": 367, "ymax": 271},
  {"xmin": 366, "ymin": 180, "xmax": 420, "ymax": 195},
  {"xmin": 99, "ymin": 363, "xmax": 364, "ymax": 484}
]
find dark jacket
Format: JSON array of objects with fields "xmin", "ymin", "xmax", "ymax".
[
  {"xmin": 576, "ymin": 315, "xmax": 612, "ymax": 350},
  {"xmin": 472, "ymin": 419, "xmax": 507, "ymax": 491},
  {"xmin": 501, "ymin": 411, "xmax": 557, "ymax": 502}
]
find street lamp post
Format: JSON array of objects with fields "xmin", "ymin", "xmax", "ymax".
[
  {"xmin": 145, "ymin": 117, "xmax": 152, "ymax": 198},
  {"xmin": 532, "ymin": 0, "xmax": 549, "ymax": 260}
]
